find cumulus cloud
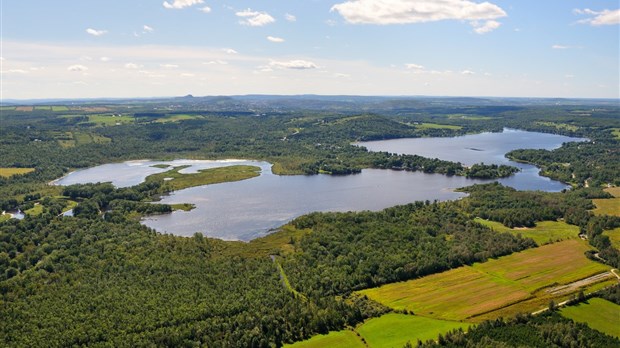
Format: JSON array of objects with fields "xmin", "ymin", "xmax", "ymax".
[
  {"xmin": 236, "ymin": 9, "xmax": 275, "ymax": 26},
  {"xmin": 199, "ymin": 6, "xmax": 211, "ymax": 13},
  {"xmin": 224, "ymin": 48, "xmax": 238, "ymax": 54},
  {"xmin": 574, "ymin": 8, "xmax": 620, "ymax": 26},
  {"xmin": 270, "ymin": 60, "xmax": 318, "ymax": 70},
  {"xmin": 163, "ymin": 0, "xmax": 204, "ymax": 9},
  {"xmin": 86, "ymin": 28, "xmax": 107, "ymax": 36},
  {"xmin": 405, "ymin": 63, "xmax": 425, "ymax": 70},
  {"xmin": 461, "ymin": 70, "xmax": 475, "ymax": 75},
  {"xmin": 160, "ymin": 64, "xmax": 179, "ymax": 68},
  {"xmin": 124, "ymin": 63, "xmax": 143, "ymax": 69},
  {"xmin": 552, "ymin": 44, "xmax": 569, "ymax": 49},
  {"xmin": 143, "ymin": 25, "xmax": 154, "ymax": 33},
  {"xmin": 100, "ymin": 57, "xmax": 111, "ymax": 62},
  {"xmin": 203, "ymin": 60, "xmax": 229, "ymax": 65},
  {"xmin": 285, "ymin": 13, "xmax": 297, "ymax": 22},
  {"xmin": 3, "ymin": 69, "xmax": 29, "ymax": 74},
  {"xmin": 472, "ymin": 20, "xmax": 501, "ymax": 34},
  {"xmin": 267, "ymin": 36, "xmax": 285, "ymax": 43},
  {"xmin": 67, "ymin": 65, "xmax": 89, "ymax": 72},
  {"xmin": 331, "ymin": 0, "xmax": 506, "ymax": 32}
]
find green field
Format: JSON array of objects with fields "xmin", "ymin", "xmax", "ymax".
[
  {"xmin": 447, "ymin": 114, "xmax": 492, "ymax": 120},
  {"xmin": 592, "ymin": 198, "xmax": 620, "ymax": 216},
  {"xmin": 145, "ymin": 165, "xmax": 261, "ymax": 191},
  {"xmin": 611, "ymin": 128, "xmax": 620, "ymax": 140},
  {"xmin": 359, "ymin": 240, "xmax": 611, "ymax": 322},
  {"xmin": 0, "ymin": 106, "xmax": 16, "ymax": 111},
  {"xmin": 603, "ymin": 227, "xmax": 620, "ymax": 249},
  {"xmin": 0, "ymin": 168, "xmax": 35, "ymax": 177},
  {"xmin": 87, "ymin": 114, "xmax": 135, "ymax": 126},
  {"xmin": 51, "ymin": 106, "xmax": 69, "ymax": 112},
  {"xmin": 34, "ymin": 106, "xmax": 51, "ymax": 111},
  {"xmin": 357, "ymin": 314, "xmax": 469, "ymax": 348},
  {"xmin": 560, "ymin": 298, "xmax": 620, "ymax": 338},
  {"xmin": 416, "ymin": 123, "xmax": 462, "ymax": 130},
  {"xmin": 534, "ymin": 121, "xmax": 579, "ymax": 132},
  {"xmin": 287, "ymin": 314, "xmax": 468, "ymax": 348},
  {"xmin": 25, "ymin": 204, "xmax": 44, "ymax": 216},
  {"xmin": 152, "ymin": 114, "xmax": 204, "ymax": 123},
  {"xmin": 475, "ymin": 218, "xmax": 579, "ymax": 245},
  {"xmin": 285, "ymin": 330, "xmax": 364, "ymax": 348}
]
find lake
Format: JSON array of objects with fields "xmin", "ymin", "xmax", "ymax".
[{"xmin": 53, "ymin": 129, "xmax": 586, "ymax": 240}]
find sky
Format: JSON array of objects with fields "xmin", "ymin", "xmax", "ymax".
[{"xmin": 1, "ymin": 0, "xmax": 619, "ymax": 100}]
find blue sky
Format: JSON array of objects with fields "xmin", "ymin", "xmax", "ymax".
[{"xmin": 1, "ymin": 0, "xmax": 618, "ymax": 99}]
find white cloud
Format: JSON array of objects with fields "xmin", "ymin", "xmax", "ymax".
[
  {"xmin": 3, "ymin": 69, "xmax": 29, "ymax": 74},
  {"xmin": 199, "ymin": 6, "xmax": 211, "ymax": 13},
  {"xmin": 124, "ymin": 63, "xmax": 143, "ymax": 69},
  {"xmin": 204, "ymin": 60, "xmax": 229, "ymax": 65},
  {"xmin": 224, "ymin": 48, "xmax": 238, "ymax": 54},
  {"xmin": 574, "ymin": 8, "xmax": 620, "ymax": 26},
  {"xmin": 405, "ymin": 63, "xmax": 425, "ymax": 70},
  {"xmin": 100, "ymin": 56, "xmax": 111, "ymax": 62},
  {"xmin": 143, "ymin": 25, "xmax": 154, "ymax": 33},
  {"xmin": 552, "ymin": 44, "xmax": 569, "ymax": 49},
  {"xmin": 163, "ymin": 0, "xmax": 204, "ymax": 9},
  {"xmin": 236, "ymin": 9, "xmax": 275, "ymax": 26},
  {"xmin": 267, "ymin": 36, "xmax": 285, "ymax": 43},
  {"xmin": 67, "ymin": 65, "xmax": 89, "ymax": 72},
  {"xmin": 331, "ymin": 0, "xmax": 506, "ymax": 26},
  {"xmin": 334, "ymin": 73, "xmax": 350, "ymax": 78},
  {"xmin": 180, "ymin": 73, "xmax": 195, "ymax": 77},
  {"xmin": 270, "ymin": 60, "xmax": 318, "ymax": 70},
  {"xmin": 86, "ymin": 28, "xmax": 107, "ymax": 36},
  {"xmin": 161, "ymin": 64, "xmax": 179, "ymax": 68},
  {"xmin": 472, "ymin": 20, "xmax": 501, "ymax": 34},
  {"xmin": 461, "ymin": 70, "xmax": 475, "ymax": 75},
  {"xmin": 285, "ymin": 13, "xmax": 297, "ymax": 22},
  {"xmin": 0, "ymin": 57, "xmax": 5, "ymax": 61}
]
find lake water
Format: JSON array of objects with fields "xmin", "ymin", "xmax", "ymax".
[
  {"xmin": 53, "ymin": 129, "xmax": 586, "ymax": 240},
  {"xmin": 357, "ymin": 128, "xmax": 587, "ymax": 191}
]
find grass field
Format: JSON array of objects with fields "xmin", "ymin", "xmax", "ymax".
[
  {"xmin": 560, "ymin": 298, "xmax": 620, "ymax": 338},
  {"xmin": 88, "ymin": 114, "xmax": 134, "ymax": 126},
  {"xmin": 25, "ymin": 204, "xmax": 44, "ymax": 216},
  {"xmin": 51, "ymin": 106, "xmax": 69, "ymax": 112},
  {"xmin": 592, "ymin": 198, "xmax": 620, "ymax": 216},
  {"xmin": 475, "ymin": 218, "xmax": 579, "ymax": 245},
  {"xmin": 286, "ymin": 314, "xmax": 469, "ymax": 348},
  {"xmin": 152, "ymin": 114, "xmax": 204, "ymax": 123},
  {"xmin": 34, "ymin": 106, "xmax": 51, "ymax": 111},
  {"xmin": 359, "ymin": 240, "xmax": 611, "ymax": 322},
  {"xmin": 145, "ymin": 165, "xmax": 261, "ymax": 191},
  {"xmin": 447, "ymin": 114, "xmax": 492, "ymax": 120},
  {"xmin": 0, "ymin": 168, "xmax": 35, "ymax": 178},
  {"xmin": 357, "ymin": 314, "xmax": 469, "ymax": 348},
  {"xmin": 611, "ymin": 128, "xmax": 620, "ymax": 140},
  {"xmin": 416, "ymin": 123, "xmax": 462, "ymax": 130},
  {"xmin": 0, "ymin": 106, "xmax": 16, "ymax": 111},
  {"xmin": 603, "ymin": 227, "xmax": 620, "ymax": 249},
  {"xmin": 534, "ymin": 121, "xmax": 579, "ymax": 132},
  {"xmin": 285, "ymin": 330, "xmax": 365, "ymax": 348}
]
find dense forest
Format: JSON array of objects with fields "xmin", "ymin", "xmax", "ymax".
[{"xmin": 1, "ymin": 97, "xmax": 619, "ymax": 346}]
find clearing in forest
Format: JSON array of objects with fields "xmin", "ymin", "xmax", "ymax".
[
  {"xmin": 286, "ymin": 313, "xmax": 468, "ymax": 348},
  {"xmin": 0, "ymin": 168, "xmax": 35, "ymax": 177},
  {"xmin": 560, "ymin": 298, "xmax": 620, "ymax": 338},
  {"xmin": 358, "ymin": 240, "xmax": 612, "ymax": 322},
  {"xmin": 474, "ymin": 218, "xmax": 578, "ymax": 245},
  {"xmin": 592, "ymin": 187, "xmax": 620, "ymax": 217}
]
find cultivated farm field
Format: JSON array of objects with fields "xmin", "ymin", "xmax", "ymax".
[
  {"xmin": 359, "ymin": 240, "xmax": 613, "ymax": 322},
  {"xmin": 475, "ymin": 218, "xmax": 580, "ymax": 245},
  {"xmin": 560, "ymin": 298, "xmax": 620, "ymax": 338}
]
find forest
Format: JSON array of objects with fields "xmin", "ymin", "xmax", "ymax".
[{"xmin": 0, "ymin": 97, "xmax": 619, "ymax": 347}]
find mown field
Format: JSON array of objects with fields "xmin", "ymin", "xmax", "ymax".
[
  {"xmin": 474, "ymin": 218, "xmax": 579, "ymax": 245},
  {"xmin": 592, "ymin": 187, "xmax": 620, "ymax": 217},
  {"xmin": 560, "ymin": 298, "xmax": 620, "ymax": 338},
  {"xmin": 286, "ymin": 313, "xmax": 468, "ymax": 348},
  {"xmin": 358, "ymin": 240, "xmax": 612, "ymax": 322},
  {"xmin": 415, "ymin": 122, "xmax": 462, "ymax": 130},
  {"xmin": 603, "ymin": 227, "xmax": 620, "ymax": 249},
  {"xmin": 0, "ymin": 167, "xmax": 35, "ymax": 178}
]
